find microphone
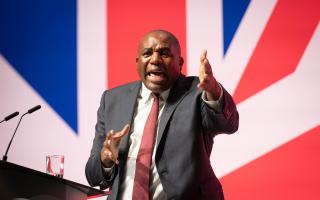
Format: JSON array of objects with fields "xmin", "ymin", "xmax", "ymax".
[
  {"xmin": 0, "ymin": 111, "xmax": 19, "ymax": 123},
  {"xmin": 28, "ymin": 105, "xmax": 41, "ymax": 114},
  {"xmin": 2, "ymin": 105, "xmax": 41, "ymax": 161}
]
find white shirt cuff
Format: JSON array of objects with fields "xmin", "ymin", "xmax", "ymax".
[
  {"xmin": 201, "ymin": 84, "xmax": 223, "ymax": 113},
  {"xmin": 103, "ymin": 164, "xmax": 114, "ymax": 178}
]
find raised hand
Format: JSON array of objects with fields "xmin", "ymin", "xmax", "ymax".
[
  {"xmin": 100, "ymin": 124, "xmax": 130, "ymax": 167},
  {"xmin": 197, "ymin": 49, "xmax": 221, "ymax": 100}
]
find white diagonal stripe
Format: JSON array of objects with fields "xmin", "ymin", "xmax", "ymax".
[{"xmin": 213, "ymin": 24, "xmax": 320, "ymax": 177}]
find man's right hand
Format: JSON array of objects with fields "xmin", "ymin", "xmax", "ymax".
[{"xmin": 100, "ymin": 124, "xmax": 130, "ymax": 168}]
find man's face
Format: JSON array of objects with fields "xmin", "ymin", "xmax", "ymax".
[{"xmin": 136, "ymin": 32, "xmax": 183, "ymax": 93}]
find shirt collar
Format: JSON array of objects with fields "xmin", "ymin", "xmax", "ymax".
[{"xmin": 141, "ymin": 83, "xmax": 171, "ymax": 103}]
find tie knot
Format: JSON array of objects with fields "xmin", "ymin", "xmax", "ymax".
[{"xmin": 151, "ymin": 92, "xmax": 159, "ymax": 100}]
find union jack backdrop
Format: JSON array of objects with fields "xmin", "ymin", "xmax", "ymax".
[{"xmin": 0, "ymin": 0, "xmax": 319, "ymax": 199}]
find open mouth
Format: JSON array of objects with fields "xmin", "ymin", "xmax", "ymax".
[{"xmin": 147, "ymin": 71, "xmax": 166, "ymax": 82}]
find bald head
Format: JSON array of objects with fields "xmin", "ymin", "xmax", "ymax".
[{"xmin": 138, "ymin": 30, "xmax": 181, "ymax": 56}]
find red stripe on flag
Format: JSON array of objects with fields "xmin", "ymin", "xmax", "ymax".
[
  {"xmin": 233, "ymin": 0, "xmax": 320, "ymax": 103},
  {"xmin": 107, "ymin": 0, "xmax": 186, "ymax": 89},
  {"xmin": 221, "ymin": 125, "xmax": 320, "ymax": 199}
]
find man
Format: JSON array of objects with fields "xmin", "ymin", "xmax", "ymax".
[{"xmin": 86, "ymin": 30, "xmax": 239, "ymax": 200}]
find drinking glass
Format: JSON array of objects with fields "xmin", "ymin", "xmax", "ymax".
[{"xmin": 46, "ymin": 155, "xmax": 64, "ymax": 178}]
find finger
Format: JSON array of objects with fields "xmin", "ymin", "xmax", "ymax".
[
  {"xmin": 101, "ymin": 148, "xmax": 114, "ymax": 162},
  {"xmin": 105, "ymin": 150, "xmax": 119, "ymax": 165},
  {"xmin": 108, "ymin": 151, "xmax": 117, "ymax": 164},
  {"xmin": 105, "ymin": 129, "xmax": 114, "ymax": 140},
  {"xmin": 199, "ymin": 51, "xmax": 212, "ymax": 77},
  {"xmin": 107, "ymin": 149, "xmax": 120, "ymax": 165},
  {"xmin": 113, "ymin": 124, "xmax": 130, "ymax": 139},
  {"xmin": 103, "ymin": 130, "xmax": 114, "ymax": 146},
  {"xmin": 197, "ymin": 80, "xmax": 207, "ymax": 90},
  {"xmin": 204, "ymin": 61, "xmax": 212, "ymax": 75},
  {"xmin": 197, "ymin": 83, "xmax": 203, "ymax": 90},
  {"xmin": 105, "ymin": 138, "xmax": 111, "ymax": 148},
  {"xmin": 200, "ymin": 49, "xmax": 207, "ymax": 63},
  {"xmin": 198, "ymin": 74, "xmax": 211, "ymax": 88},
  {"xmin": 199, "ymin": 73, "xmax": 209, "ymax": 83},
  {"xmin": 107, "ymin": 130, "xmax": 114, "ymax": 141}
]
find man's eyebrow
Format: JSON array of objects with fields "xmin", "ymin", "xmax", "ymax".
[
  {"xmin": 141, "ymin": 47, "xmax": 171, "ymax": 53},
  {"xmin": 142, "ymin": 47, "xmax": 152, "ymax": 51},
  {"xmin": 154, "ymin": 47, "xmax": 171, "ymax": 51}
]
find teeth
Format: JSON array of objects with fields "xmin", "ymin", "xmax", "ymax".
[{"xmin": 148, "ymin": 72, "xmax": 164, "ymax": 78}]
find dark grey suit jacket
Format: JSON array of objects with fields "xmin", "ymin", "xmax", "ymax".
[{"xmin": 85, "ymin": 75, "xmax": 239, "ymax": 200}]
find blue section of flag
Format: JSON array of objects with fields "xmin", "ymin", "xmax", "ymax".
[
  {"xmin": 0, "ymin": 0, "xmax": 78, "ymax": 133},
  {"xmin": 223, "ymin": 0, "xmax": 250, "ymax": 55}
]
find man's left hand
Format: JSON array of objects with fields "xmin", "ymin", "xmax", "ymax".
[{"xmin": 197, "ymin": 49, "xmax": 221, "ymax": 101}]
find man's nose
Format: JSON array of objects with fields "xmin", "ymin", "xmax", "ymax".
[{"xmin": 150, "ymin": 52, "xmax": 162, "ymax": 65}]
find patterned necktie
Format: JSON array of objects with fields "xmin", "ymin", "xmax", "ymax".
[{"xmin": 133, "ymin": 93, "xmax": 159, "ymax": 200}]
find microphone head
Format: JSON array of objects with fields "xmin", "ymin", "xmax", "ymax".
[
  {"xmin": 4, "ymin": 111, "xmax": 19, "ymax": 121},
  {"xmin": 27, "ymin": 105, "xmax": 41, "ymax": 114}
]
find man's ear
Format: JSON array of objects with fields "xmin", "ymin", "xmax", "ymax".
[
  {"xmin": 179, "ymin": 57, "xmax": 184, "ymax": 69},
  {"xmin": 135, "ymin": 57, "xmax": 139, "ymax": 63}
]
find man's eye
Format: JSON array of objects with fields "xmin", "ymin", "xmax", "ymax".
[
  {"xmin": 160, "ymin": 50, "xmax": 170, "ymax": 57},
  {"xmin": 142, "ymin": 51, "xmax": 152, "ymax": 57}
]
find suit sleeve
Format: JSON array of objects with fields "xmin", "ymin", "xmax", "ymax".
[
  {"xmin": 200, "ymin": 84, "xmax": 239, "ymax": 135},
  {"xmin": 85, "ymin": 91, "xmax": 117, "ymax": 189}
]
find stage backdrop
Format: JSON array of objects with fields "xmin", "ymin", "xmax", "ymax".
[{"xmin": 1, "ymin": 0, "xmax": 319, "ymax": 199}]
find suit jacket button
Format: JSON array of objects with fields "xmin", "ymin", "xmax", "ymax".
[{"xmin": 161, "ymin": 169, "xmax": 168, "ymax": 175}]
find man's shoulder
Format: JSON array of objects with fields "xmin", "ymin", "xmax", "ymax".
[
  {"xmin": 175, "ymin": 75, "xmax": 199, "ymax": 89},
  {"xmin": 184, "ymin": 75, "xmax": 199, "ymax": 82},
  {"xmin": 104, "ymin": 80, "xmax": 141, "ymax": 96}
]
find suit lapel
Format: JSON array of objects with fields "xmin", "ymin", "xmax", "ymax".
[
  {"xmin": 156, "ymin": 76, "xmax": 192, "ymax": 148},
  {"xmin": 117, "ymin": 82, "xmax": 141, "ymax": 178}
]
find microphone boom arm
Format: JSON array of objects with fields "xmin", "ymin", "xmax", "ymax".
[
  {"xmin": 2, "ymin": 105, "xmax": 41, "ymax": 161},
  {"xmin": 2, "ymin": 113, "xmax": 27, "ymax": 161}
]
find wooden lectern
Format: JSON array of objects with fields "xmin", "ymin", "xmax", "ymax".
[{"xmin": 0, "ymin": 160, "xmax": 106, "ymax": 200}]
